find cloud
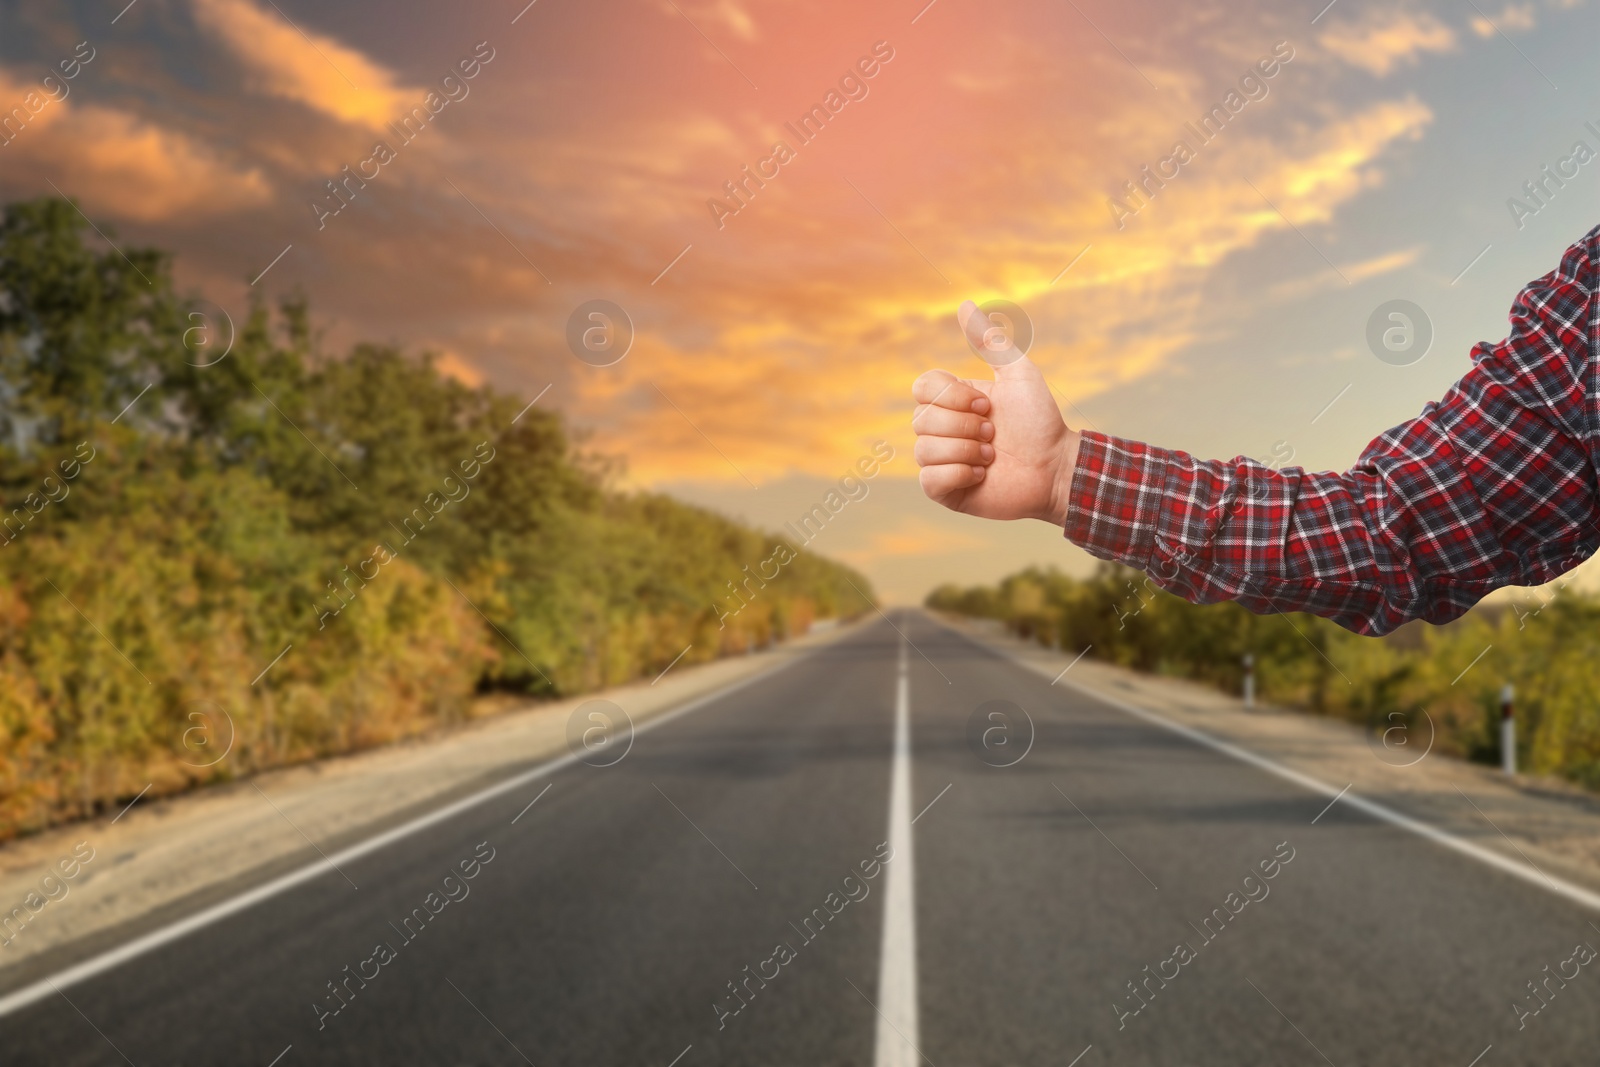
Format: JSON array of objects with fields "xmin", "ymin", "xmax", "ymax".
[
  {"xmin": 1266, "ymin": 246, "xmax": 1424, "ymax": 303},
  {"xmin": 2, "ymin": 0, "xmax": 1436, "ymax": 493},
  {"xmin": 1318, "ymin": 11, "xmax": 1458, "ymax": 75},
  {"xmin": 1471, "ymin": 2, "xmax": 1538, "ymax": 35},
  {"xmin": 189, "ymin": 0, "xmax": 418, "ymax": 129},
  {"xmin": 0, "ymin": 69, "xmax": 271, "ymax": 222},
  {"xmin": 1250, "ymin": 98, "xmax": 1434, "ymax": 227},
  {"xmin": 435, "ymin": 82, "xmax": 1436, "ymax": 489}
]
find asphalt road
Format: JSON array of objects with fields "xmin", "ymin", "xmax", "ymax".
[{"xmin": 4, "ymin": 613, "xmax": 1599, "ymax": 1065}]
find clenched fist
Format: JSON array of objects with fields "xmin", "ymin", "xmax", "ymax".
[{"xmin": 911, "ymin": 300, "xmax": 1081, "ymax": 524}]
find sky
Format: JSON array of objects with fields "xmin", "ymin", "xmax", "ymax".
[{"xmin": 3, "ymin": 0, "xmax": 1599, "ymax": 603}]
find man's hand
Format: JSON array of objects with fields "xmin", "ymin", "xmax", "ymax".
[{"xmin": 911, "ymin": 300, "xmax": 1080, "ymax": 524}]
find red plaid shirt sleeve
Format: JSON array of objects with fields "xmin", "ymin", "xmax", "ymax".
[{"xmin": 1063, "ymin": 226, "xmax": 1600, "ymax": 636}]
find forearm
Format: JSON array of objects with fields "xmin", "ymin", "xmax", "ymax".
[
  {"xmin": 1056, "ymin": 228, "xmax": 1600, "ymax": 635},
  {"xmin": 1062, "ymin": 431, "xmax": 1590, "ymax": 634}
]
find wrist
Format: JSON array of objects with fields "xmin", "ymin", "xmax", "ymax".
[{"xmin": 1039, "ymin": 429, "xmax": 1081, "ymax": 526}]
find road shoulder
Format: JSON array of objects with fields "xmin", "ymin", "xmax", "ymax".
[{"xmin": 0, "ymin": 619, "xmax": 868, "ymax": 989}]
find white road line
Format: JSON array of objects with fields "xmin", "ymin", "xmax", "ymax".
[
  {"xmin": 1055, "ymin": 670, "xmax": 1600, "ymax": 914},
  {"xmin": 0, "ymin": 642, "xmax": 834, "ymax": 1018},
  {"xmin": 933, "ymin": 616, "xmax": 1600, "ymax": 916},
  {"xmin": 873, "ymin": 634, "xmax": 921, "ymax": 1067}
]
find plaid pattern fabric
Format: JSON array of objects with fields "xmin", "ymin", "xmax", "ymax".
[{"xmin": 1063, "ymin": 225, "xmax": 1600, "ymax": 635}]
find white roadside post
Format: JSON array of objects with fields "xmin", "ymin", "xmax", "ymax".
[
  {"xmin": 1501, "ymin": 683, "xmax": 1516, "ymax": 776},
  {"xmin": 1242, "ymin": 653, "xmax": 1255, "ymax": 709}
]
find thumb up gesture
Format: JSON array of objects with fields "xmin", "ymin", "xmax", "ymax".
[{"xmin": 910, "ymin": 300, "xmax": 1080, "ymax": 524}]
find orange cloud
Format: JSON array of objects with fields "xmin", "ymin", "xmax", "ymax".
[
  {"xmin": 1319, "ymin": 11, "xmax": 1458, "ymax": 75},
  {"xmin": 566, "ymin": 93, "xmax": 1437, "ymax": 486},
  {"xmin": 0, "ymin": 68, "xmax": 271, "ymax": 222},
  {"xmin": 189, "ymin": 0, "xmax": 419, "ymax": 129}
]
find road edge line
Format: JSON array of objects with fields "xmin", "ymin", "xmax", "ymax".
[
  {"xmin": 933, "ymin": 614, "xmax": 1600, "ymax": 915},
  {"xmin": 0, "ymin": 635, "xmax": 837, "ymax": 1019}
]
